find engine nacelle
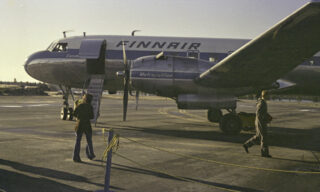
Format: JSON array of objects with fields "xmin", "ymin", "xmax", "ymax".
[
  {"xmin": 177, "ymin": 94, "xmax": 236, "ymax": 110},
  {"xmin": 130, "ymin": 55, "xmax": 213, "ymax": 97}
]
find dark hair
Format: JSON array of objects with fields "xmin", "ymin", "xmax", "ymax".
[
  {"xmin": 256, "ymin": 91, "xmax": 261, "ymax": 99},
  {"xmin": 84, "ymin": 94, "xmax": 93, "ymax": 104}
]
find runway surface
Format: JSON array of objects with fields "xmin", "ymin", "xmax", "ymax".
[{"xmin": 0, "ymin": 95, "xmax": 320, "ymax": 192}]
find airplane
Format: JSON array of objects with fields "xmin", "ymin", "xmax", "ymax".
[{"xmin": 24, "ymin": 0, "xmax": 320, "ymax": 135}]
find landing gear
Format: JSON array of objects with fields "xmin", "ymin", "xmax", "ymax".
[
  {"xmin": 67, "ymin": 107, "xmax": 74, "ymax": 120},
  {"xmin": 59, "ymin": 85, "xmax": 75, "ymax": 121},
  {"xmin": 207, "ymin": 108, "xmax": 222, "ymax": 123},
  {"xmin": 60, "ymin": 107, "xmax": 68, "ymax": 120},
  {"xmin": 219, "ymin": 110, "xmax": 242, "ymax": 135}
]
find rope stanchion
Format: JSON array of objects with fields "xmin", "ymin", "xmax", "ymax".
[
  {"xmin": 96, "ymin": 129, "xmax": 119, "ymax": 192},
  {"xmin": 102, "ymin": 129, "xmax": 119, "ymax": 162},
  {"xmin": 121, "ymin": 136, "xmax": 320, "ymax": 175}
]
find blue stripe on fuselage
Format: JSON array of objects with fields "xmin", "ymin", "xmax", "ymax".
[
  {"xmin": 131, "ymin": 71, "xmax": 199, "ymax": 79},
  {"xmin": 30, "ymin": 49, "xmax": 228, "ymax": 61},
  {"xmin": 29, "ymin": 48, "xmax": 320, "ymax": 66}
]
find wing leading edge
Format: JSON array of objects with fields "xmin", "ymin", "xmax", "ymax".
[{"xmin": 197, "ymin": 1, "xmax": 320, "ymax": 89}]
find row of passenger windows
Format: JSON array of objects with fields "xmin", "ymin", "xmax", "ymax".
[{"xmin": 45, "ymin": 41, "xmax": 225, "ymax": 63}]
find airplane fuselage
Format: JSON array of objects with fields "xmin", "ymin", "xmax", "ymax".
[{"xmin": 25, "ymin": 35, "xmax": 320, "ymax": 96}]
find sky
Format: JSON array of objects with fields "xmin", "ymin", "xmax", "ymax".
[{"xmin": 0, "ymin": 0, "xmax": 310, "ymax": 82}]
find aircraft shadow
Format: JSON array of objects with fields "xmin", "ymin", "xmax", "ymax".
[
  {"xmin": 108, "ymin": 123, "xmax": 320, "ymax": 152},
  {"xmin": 112, "ymin": 163, "xmax": 262, "ymax": 192},
  {"xmin": 0, "ymin": 159, "xmax": 123, "ymax": 191}
]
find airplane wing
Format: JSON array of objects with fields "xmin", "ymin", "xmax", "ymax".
[{"xmin": 197, "ymin": 1, "xmax": 320, "ymax": 89}]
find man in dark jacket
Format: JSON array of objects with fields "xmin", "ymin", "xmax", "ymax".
[
  {"xmin": 243, "ymin": 90, "xmax": 272, "ymax": 158},
  {"xmin": 73, "ymin": 94, "xmax": 96, "ymax": 162}
]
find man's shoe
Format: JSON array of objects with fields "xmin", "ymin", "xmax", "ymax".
[
  {"xmin": 261, "ymin": 154, "xmax": 272, "ymax": 158},
  {"xmin": 243, "ymin": 144, "xmax": 249, "ymax": 153},
  {"xmin": 73, "ymin": 157, "xmax": 82, "ymax": 163},
  {"xmin": 88, "ymin": 154, "xmax": 96, "ymax": 160}
]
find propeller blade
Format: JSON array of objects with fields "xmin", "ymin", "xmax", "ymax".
[
  {"xmin": 135, "ymin": 91, "xmax": 139, "ymax": 111},
  {"xmin": 123, "ymin": 82, "xmax": 129, "ymax": 121},
  {"xmin": 122, "ymin": 41, "xmax": 127, "ymax": 67},
  {"xmin": 122, "ymin": 40, "xmax": 129, "ymax": 121}
]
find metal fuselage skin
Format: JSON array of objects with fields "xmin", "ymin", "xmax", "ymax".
[{"xmin": 25, "ymin": 35, "xmax": 320, "ymax": 98}]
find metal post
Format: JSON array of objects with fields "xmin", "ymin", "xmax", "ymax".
[{"xmin": 104, "ymin": 129, "xmax": 114, "ymax": 192}]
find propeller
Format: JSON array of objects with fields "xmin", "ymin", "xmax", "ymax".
[
  {"xmin": 122, "ymin": 41, "xmax": 129, "ymax": 121},
  {"xmin": 135, "ymin": 91, "xmax": 140, "ymax": 111},
  {"xmin": 129, "ymin": 90, "xmax": 140, "ymax": 111}
]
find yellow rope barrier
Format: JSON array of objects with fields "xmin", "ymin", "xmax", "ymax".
[
  {"xmin": 121, "ymin": 136, "xmax": 320, "ymax": 175},
  {"xmin": 102, "ymin": 128, "xmax": 120, "ymax": 161},
  {"xmin": 114, "ymin": 152, "xmax": 240, "ymax": 192}
]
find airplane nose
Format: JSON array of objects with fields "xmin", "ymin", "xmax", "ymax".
[
  {"xmin": 24, "ymin": 50, "xmax": 47, "ymax": 77},
  {"xmin": 24, "ymin": 58, "xmax": 31, "ymax": 76}
]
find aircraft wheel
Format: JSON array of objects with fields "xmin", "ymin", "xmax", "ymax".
[
  {"xmin": 207, "ymin": 108, "xmax": 222, "ymax": 123},
  {"xmin": 67, "ymin": 107, "xmax": 73, "ymax": 121},
  {"xmin": 219, "ymin": 113, "xmax": 242, "ymax": 135},
  {"xmin": 60, "ymin": 107, "xmax": 68, "ymax": 120}
]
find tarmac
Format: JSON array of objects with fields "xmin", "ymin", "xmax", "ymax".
[{"xmin": 0, "ymin": 95, "xmax": 320, "ymax": 192}]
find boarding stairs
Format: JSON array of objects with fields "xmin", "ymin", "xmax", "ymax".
[{"xmin": 87, "ymin": 74, "xmax": 105, "ymax": 124}]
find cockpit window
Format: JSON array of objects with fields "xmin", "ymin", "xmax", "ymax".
[
  {"xmin": 47, "ymin": 41, "xmax": 68, "ymax": 52},
  {"xmin": 47, "ymin": 41, "xmax": 58, "ymax": 51},
  {"xmin": 52, "ymin": 42, "xmax": 68, "ymax": 52}
]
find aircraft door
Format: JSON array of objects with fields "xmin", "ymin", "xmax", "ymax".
[{"xmin": 79, "ymin": 39, "xmax": 106, "ymax": 74}]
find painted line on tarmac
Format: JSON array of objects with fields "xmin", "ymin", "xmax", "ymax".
[
  {"xmin": 158, "ymin": 107, "xmax": 206, "ymax": 123},
  {"xmin": 0, "ymin": 131, "xmax": 73, "ymax": 143},
  {"xmin": 0, "ymin": 103, "xmax": 52, "ymax": 108},
  {"xmin": 179, "ymin": 110, "xmax": 207, "ymax": 121},
  {"xmin": 299, "ymin": 109, "xmax": 316, "ymax": 112},
  {"xmin": 0, "ymin": 105, "xmax": 23, "ymax": 108}
]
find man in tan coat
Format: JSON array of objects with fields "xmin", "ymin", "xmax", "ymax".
[
  {"xmin": 243, "ymin": 90, "xmax": 272, "ymax": 158},
  {"xmin": 73, "ymin": 94, "xmax": 96, "ymax": 162}
]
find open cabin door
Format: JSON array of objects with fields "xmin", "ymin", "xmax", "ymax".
[
  {"xmin": 79, "ymin": 39, "xmax": 106, "ymax": 124},
  {"xmin": 79, "ymin": 39, "xmax": 106, "ymax": 74}
]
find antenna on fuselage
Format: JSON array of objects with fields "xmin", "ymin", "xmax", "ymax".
[
  {"xmin": 131, "ymin": 30, "xmax": 141, "ymax": 36},
  {"xmin": 62, "ymin": 30, "xmax": 74, "ymax": 38},
  {"xmin": 83, "ymin": 32, "xmax": 86, "ymax": 37}
]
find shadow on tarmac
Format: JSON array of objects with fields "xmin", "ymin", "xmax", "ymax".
[
  {"xmin": 0, "ymin": 168, "xmax": 88, "ymax": 192},
  {"xmin": 112, "ymin": 163, "xmax": 262, "ymax": 192},
  {"xmin": 0, "ymin": 159, "xmax": 124, "ymax": 191},
  {"xmin": 103, "ymin": 123, "xmax": 320, "ymax": 152}
]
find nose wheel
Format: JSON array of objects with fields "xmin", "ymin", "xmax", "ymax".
[
  {"xmin": 60, "ymin": 107, "xmax": 74, "ymax": 120},
  {"xmin": 59, "ymin": 85, "xmax": 75, "ymax": 121},
  {"xmin": 60, "ymin": 107, "xmax": 68, "ymax": 120}
]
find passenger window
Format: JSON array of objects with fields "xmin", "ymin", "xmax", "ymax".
[
  {"xmin": 209, "ymin": 57, "xmax": 215, "ymax": 62},
  {"xmin": 187, "ymin": 50, "xmax": 200, "ymax": 59},
  {"xmin": 53, "ymin": 43, "xmax": 68, "ymax": 52},
  {"xmin": 309, "ymin": 60, "xmax": 314, "ymax": 65}
]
